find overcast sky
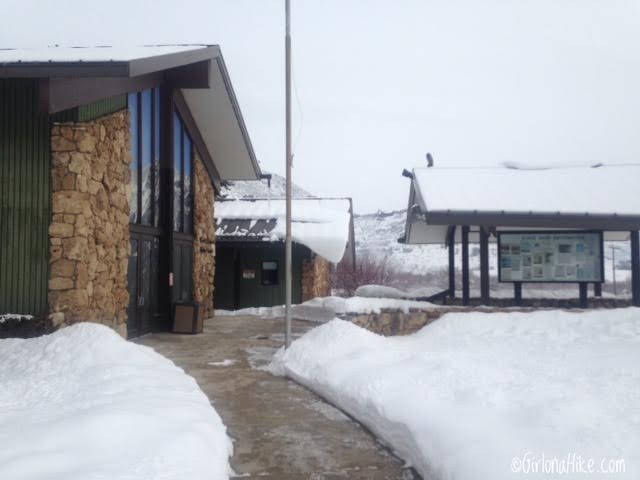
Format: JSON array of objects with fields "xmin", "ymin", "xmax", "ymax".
[{"xmin": 4, "ymin": 1, "xmax": 640, "ymax": 213}]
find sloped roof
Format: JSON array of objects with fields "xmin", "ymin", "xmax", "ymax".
[
  {"xmin": 404, "ymin": 164, "xmax": 640, "ymax": 244},
  {"xmin": 215, "ymin": 198, "xmax": 354, "ymax": 264},
  {"xmin": 413, "ymin": 164, "xmax": 640, "ymax": 216},
  {"xmin": 0, "ymin": 45, "xmax": 261, "ymax": 182}
]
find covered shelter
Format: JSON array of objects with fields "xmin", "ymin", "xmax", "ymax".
[
  {"xmin": 402, "ymin": 164, "xmax": 640, "ymax": 307},
  {"xmin": 214, "ymin": 197, "xmax": 355, "ymax": 309}
]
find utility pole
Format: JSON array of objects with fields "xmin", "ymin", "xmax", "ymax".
[{"xmin": 284, "ymin": 0, "xmax": 293, "ymax": 348}]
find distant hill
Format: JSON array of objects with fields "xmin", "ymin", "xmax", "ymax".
[{"xmin": 219, "ymin": 173, "xmax": 314, "ymax": 200}]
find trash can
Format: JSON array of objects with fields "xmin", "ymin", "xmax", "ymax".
[{"xmin": 172, "ymin": 302, "xmax": 203, "ymax": 334}]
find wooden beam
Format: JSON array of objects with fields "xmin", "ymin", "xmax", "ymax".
[
  {"xmin": 447, "ymin": 225, "xmax": 456, "ymax": 298},
  {"xmin": 594, "ymin": 282, "xmax": 602, "ymax": 297},
  {"xmin": 461, "ymin": 225, "xmax": 470, "ymax": 306},
  {"xmin": 479, "ymin": 226, "xmax": 490, "ymax": 304},
  {"xmin": 514, "ymin": 282, "xmax": 522, "ymax": 307},
  {"xmin": 579, "ymin": 283, "xmax": 589, "ymax": 308},
  {"xmin": 631, "ymin": 230, "xmax": 640, "ymax": 307}
]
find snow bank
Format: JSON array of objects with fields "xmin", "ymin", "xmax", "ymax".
[
  {"xmin": 0, "ymin": 323, "xmax": 232, "ymax": 480},
  {"xmin": 216, "ymin": 295, "xmax": 439, "ymax": 322},
  {"xmin": 272, "ymin": 309, "xmax": 640, "ymax": 479},
  {"xmin": 355, "ymin": 284, "xmax": 445, "ymax": 299},
  {"xmin": 215, "ymin": 198, "xmax": 351, "ymax": 263}
]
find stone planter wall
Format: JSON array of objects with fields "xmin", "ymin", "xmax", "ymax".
[
  {"xmin": 346, "ymin": 301, "xmax": 631, "ymax": 336},
  {"xmin": 48, "ymin": 111, "xmax": 131, "ymax": 336},
  {"xmin": 193, "ymin": 154, "xmax": 216, "ymax": 319},
  {"xmin": 302, "ymin": 254, "xmax": 332, "ymax": 301}
]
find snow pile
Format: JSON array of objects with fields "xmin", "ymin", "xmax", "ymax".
[
  {"xmin": 272, "ymin": 309, "xmax": 640, "ymax": 479},
  {"xmin": 216, "ymin": 198, "xmax": 352, "ymax": 263},
  {"xmin": 355, "ymin": 284, "xmax": 445, "ymax": 299},
  {"xmin": 216, "ymin": 295, "xmax": 439, "ymax": 323},
  {"xmin": 0, "ymin": 323, "xmax": 232, "ymax": 480}
]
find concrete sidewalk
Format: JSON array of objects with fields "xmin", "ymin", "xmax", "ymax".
[{"xmin": 137, "ymin": 315, "xmax": 418, "ymax": 479}]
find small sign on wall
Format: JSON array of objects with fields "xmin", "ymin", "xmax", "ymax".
[{"xmin": 242, "ymin": 270, "xmax": 256, "ymax": 280}]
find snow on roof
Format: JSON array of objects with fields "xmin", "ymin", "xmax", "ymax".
[
  {"xmin": 215, "ymin": 198, "xmax": 352, "ymax": 263},
  {"xmin": 413, "ymin": 164, "xmax": 640, "ymax": 216},
  {"xmin": 0, "ymin": 45, "xmax": 209, "ymax": 63},
  {"xmin": 219, "ymin": 173, "xmax": 314, "ymax": 200}
]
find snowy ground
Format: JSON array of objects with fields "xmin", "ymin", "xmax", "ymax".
[
  {"xmin": 272, "ymin": 308, "xmax": 640, "ymax": 479},
  {"xmin": 0, "ymin": 323, "xmax": 232, "ymax": 480},
  {"xmin": 216, "ymin": 296, "xmax": 439, "ymax": 323}
]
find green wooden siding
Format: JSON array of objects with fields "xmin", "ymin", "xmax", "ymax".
[
  {"xmin": 51, "ymin": 94, "xmax": 127, "ymax": 123},
  {"xmin": 0, "ymin": 79, "xmax": 51, "ymax": 315},
  {"xmin": 214, "ymin": 243, "xmax": 307, "ymax": 309}
]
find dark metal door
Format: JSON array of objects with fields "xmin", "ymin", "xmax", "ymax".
[{"xmin": 127, "ymin": 234, "xmax": 159, "ymax": 338}]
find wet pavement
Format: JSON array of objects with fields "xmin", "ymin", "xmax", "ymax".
[{"xmin": 137, "ymin": 315, "xmax": 418, "ymax": 479}]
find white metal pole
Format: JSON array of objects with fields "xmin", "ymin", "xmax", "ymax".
[{"xmin": 284, "ymin": 0, "xmax": 293, "ymax": 348}]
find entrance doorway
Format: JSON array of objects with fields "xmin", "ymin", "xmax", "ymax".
[{"xmin": 127, "ymin": 234, "xmax": 160, "ymax": 338}]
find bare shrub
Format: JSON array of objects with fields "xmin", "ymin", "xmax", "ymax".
[{"xmin": 334, "ymin": 254, "xmax": 394, "ymax": 297}]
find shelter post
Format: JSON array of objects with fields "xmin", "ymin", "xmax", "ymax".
[
  {"xmin": 513, "ymin": 282, "xmax": 522, "ymax": 307},
  {"xmin": 479, "ymin": 226, "xmax": 490, "ymax": 304},
  {"xmin": 447, "ymin": 226, "xmax": 456, "ymax": 299},
  {"xmin": 579, "ymin": 283, "xmax": 588, "ymax": 309},
  {"xmin": 593, "ymin": 282, "xmax": 602, "ymax": 297},
  {"xmin": 631, "ymin": 230, "xmax": 640, "ymax": 307},
  {"xmin": 461, "ymin": 225, "xmax": 470, "ymax": 306}
]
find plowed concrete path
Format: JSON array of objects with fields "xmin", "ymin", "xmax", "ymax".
[{"xmin": 138, "ymin": 315, "xmax": 418, "ymax": 479}]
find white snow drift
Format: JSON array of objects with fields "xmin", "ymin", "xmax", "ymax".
[
  {"xmin": 215, "ymin": 198, "xmax": 351, "ymax": 263},
  {"xmin": 272, "ymin": 308, "xmax": 640, "ymax": 479},
  {"xmin": 0, "ymin": 323, "xmax": 232, "ymax": 480}
]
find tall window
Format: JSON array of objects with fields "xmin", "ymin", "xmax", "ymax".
[
  {"xmin": 173, "ymin": 112, "xmax": 194, "ymax": 234},
  {"xmin": 128, "ymin": 88, "xmax": 161, "ymax": 227}
]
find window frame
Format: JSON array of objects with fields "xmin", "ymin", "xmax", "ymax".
[
  {"xmin": 172, "ymin": 111, "xmax": 194, "ymax": 235},
  {"xmin": 128, "ymin": 88, "xmax": 161, "ymax": 228},
  {"xmin": 261, "ymin": 260, "xmax": 280, "ymax": 286}
]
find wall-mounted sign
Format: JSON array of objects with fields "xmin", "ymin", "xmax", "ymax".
[
  {"xmin": 498, "ymin": 231, "xmax": 604, "ymax": 283},
  {"xmin": 242, "ymin": 269, "xmax": 256, "ymax": 280}
]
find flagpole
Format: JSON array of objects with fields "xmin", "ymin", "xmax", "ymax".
[{"xmin": 284, "ymin": 0, "xmax": 293, "ymax": 348}]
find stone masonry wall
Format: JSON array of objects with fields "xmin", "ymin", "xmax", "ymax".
[
  {"xmin": 48, "ymin": 111, "xmax": 131, "ymax": 337},
  {"xmin": 193, "ymin": 154, "xmax": 216, "ymax": 319},
  {"xmin": 302, "ymin": 254, "xmax": 332, "ymax": 301}
]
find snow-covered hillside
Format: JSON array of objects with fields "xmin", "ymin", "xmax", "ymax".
[{"xmin": 219, "ymin": 172, "xmax": 313, "ymax": 200}]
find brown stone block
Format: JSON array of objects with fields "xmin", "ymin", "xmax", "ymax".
[
  {"xmin": 49, "ymin": 277, "xmax": 74, "ymax": 290},
  {"xmin": 87, "ymin": 180, "xmax": 102, "ymax": 195},
  {"xmin": 49, "ymin": 222, "xmax": 74, "ymax": 238},
  {"xmin": 50, "ymin": 289, "xmax": 89, "ymax": 310},
  {"xmin": 50, "ymin": 245, "xmax": 63, "ymax": 262},
  {"xmin": 51, "ymin": 135, "xmax": 75, "ymax": 152},
  {"xmin": 51, "ymin": 152, "xmax": 70, "ymax": 168},
  {"xmin": 62, "ymin": 237, "xmax": 88, "ymax": 261},
  {"xmin": 76, "ymin": 263, "xmax": 90, "ymax": 289},
  {"xmin": 76, "ymin": 174, "xmax": 88, "ymax": 193},
  {"xmin": 50, "ymin": 259, "xmax": 76, "ymax": 278},
  {"xmin": 75, "ymin": 129, "xmax": 97, "ymax": 153},
  {"xmin": 59, "ymin": 126, "xmax": 74, "ymax": 141},
  {"xmin": 52, "ymin": 191, "xmax": 88, "ymax": 214}
]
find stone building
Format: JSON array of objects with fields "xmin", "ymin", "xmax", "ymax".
[
  {"xmin": 0, "ymin": 45, "xmax": 261, "ymax": 337},
  {"xmin": 213, "ymin": 197, "xmax": 355, "ymax": 309}
]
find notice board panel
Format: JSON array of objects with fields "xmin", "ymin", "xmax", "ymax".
[{"xmin": 498, "ymin": 231, "xmax": 604, "ymax": 283}]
